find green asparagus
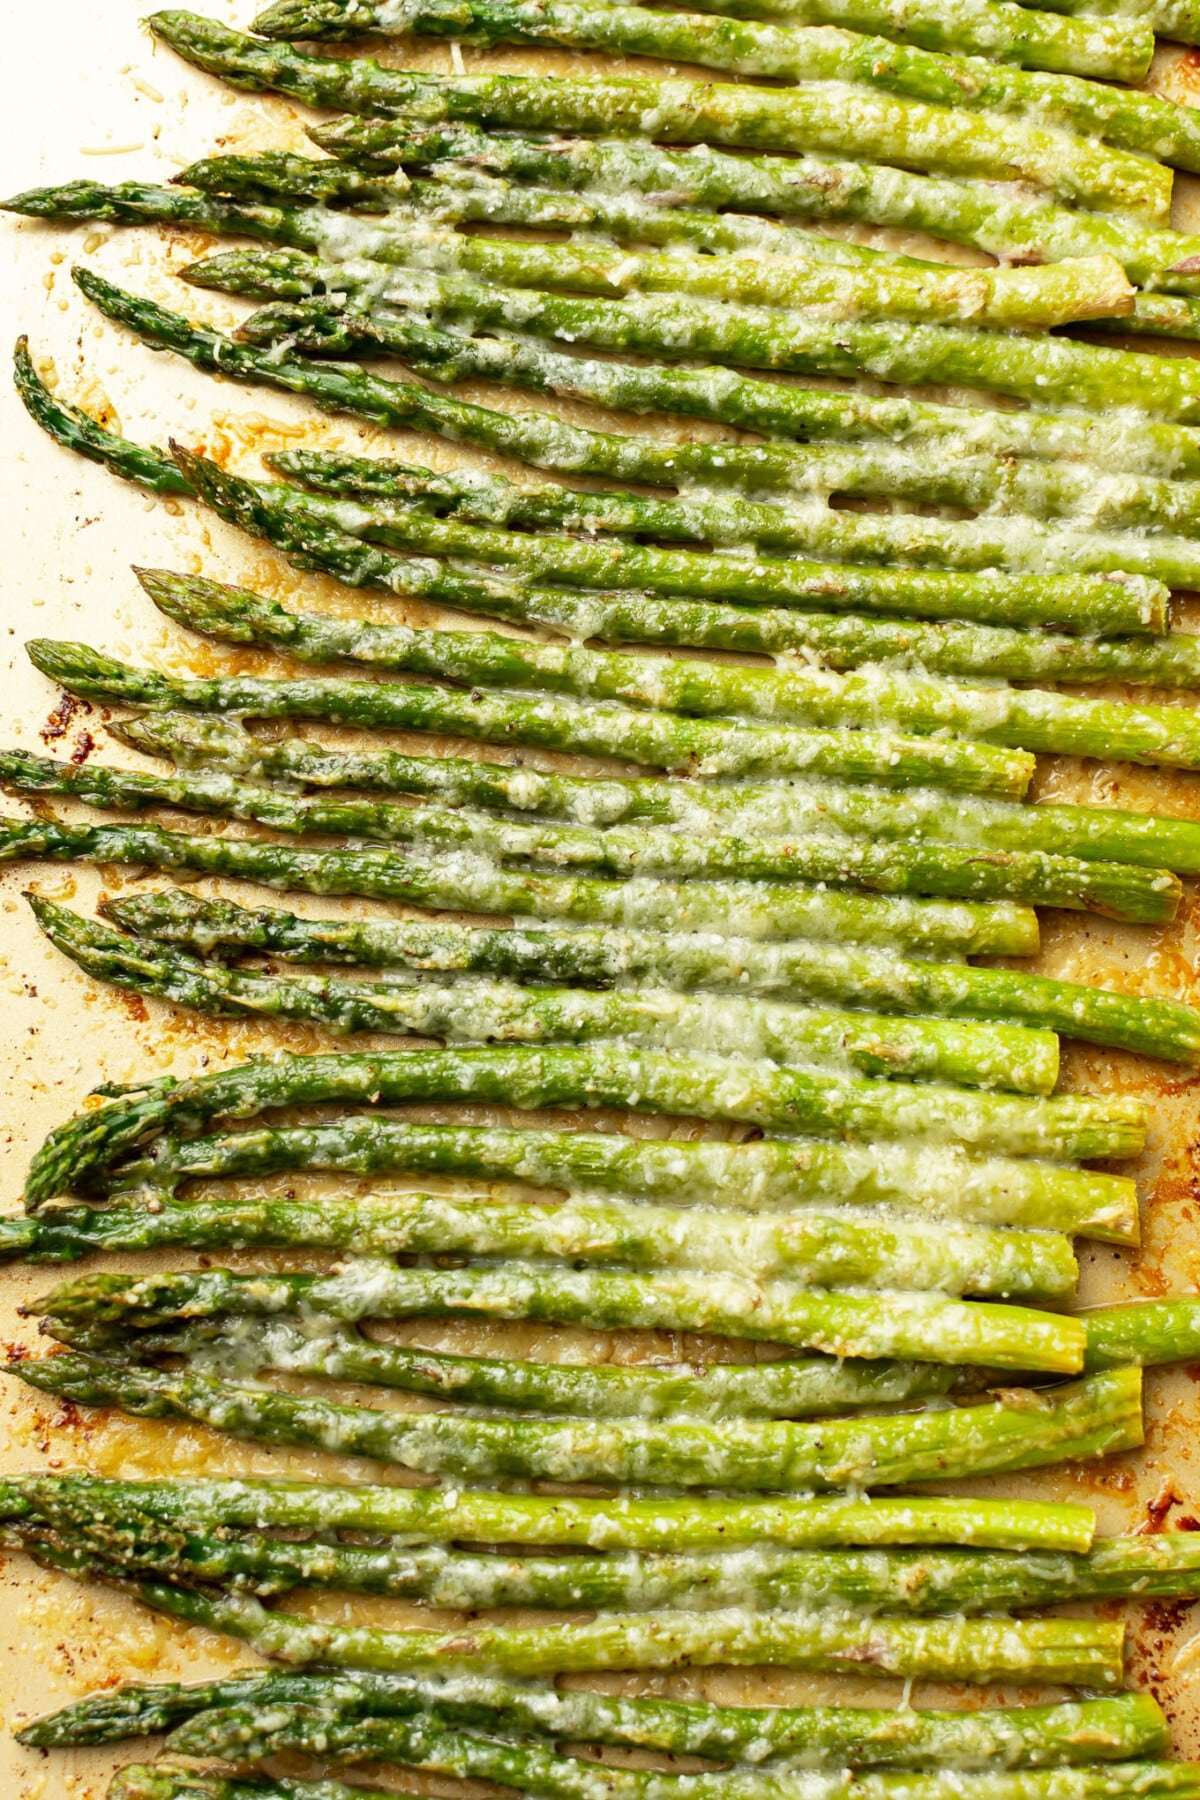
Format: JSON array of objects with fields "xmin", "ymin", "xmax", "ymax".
[
  {"xmin": 120, "ymin": 687, "xmax": 1200, "ymax": 874},
  {"xmin": 104, "ymin": 1765, "xmax": 1200, "ymax": 1800},
  {"xmin": 148, "ymin": 12, "xmax": 1173, "ymax": 213},
  {"xmin": 152, "ymin": 9, "xmax": 1200, "ymax": 193},
  {"xmin": 212, "ymin": 252, "xmax": 1200, "ymax": 433},
  {"xmin": 32, "ymin": 900, "xmax": 1065, "ymax": 1094},
  {"xmin": 27, "ymin": 640, "xmax": 1039, "ymax": 801},
  {"xmin": 7, "ymin": 748, "xmax": 1169, "ymax": 921},
  {"xmin": 159, "ymin": 1707, "xmax": 1200, "ymax": 1800},
  {"xmin": 271, "ymin": 444, "xmax": 1200, "ymax": 569},
  {"xmin": 0, "ymin": 1471, "xmax": 1098, "ymax": 1552},
  {"xmin": 1084, "ymin": 1301, "xmax": 1200, "ymax": 1371},
  {"xmin": 24, "ymin": 1046, "xmax": 1145, "ymax": 1213},
  {"xmin": 253, "ymin": 0, "xmax": 1155, "ymax": 78},
  {"xmin": 18, "ymin": 1514, "xmax": 1194, "ymax": 1615},
  {"xmin": 4, "ymin": 1164, "xmax": 1078, "ymax": 1292},
  {"xmin": 107, "ymin": 1765, "xmax": 1200, "ymax": 1800},
  {"xmin": 103, "ymin": 888, "xmax": 1200, "ymax": 1070},
  {"xmin": 303, "ymin": 126, "xmax": 1200, "ymax": 295},
  {"xmin": 0, "ymin": 1303, "xmax": 955, "ymax": 1415},
  {"xmin": 0, "ymin": 814, "xmax": 1041, "ymax": 959},
  {"xmin": 29, "ymin": 1262, "xmax": 1091, "ymax": 1370},
  {"xmin": 179, "ymin": 147, "xmax": 1200, "ymax": 293},
  {"xmin": 4, "ymin": 178, "xmax": 1139, "ymax": 332},
  {"xmin": 41, "ymin": 1567, "xmax": 1130, "ymax": 1681},
  {"xmin": 6, "ymin": 1350, "xmax": 1138, "ymax": 1473},
  {"xmin": 98, "ymin": 1114, "xmax": 1138, "ymax": 1239},
  {"xmin": 17, "ymin": 1675, "xmax": 1167, "ymax": 1766}
]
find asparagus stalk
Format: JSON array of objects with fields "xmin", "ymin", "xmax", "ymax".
[
  {"xmin": 45, "ymin": 1568, "xmax": 1130, "ymax": 1683},
  {"xmin": 215, "ymin": 256, "xmax": 1200, "ymax": 439},
  {"xmin": 108, "ymin": 1765, "xmax": 1200, "ymax": 1800},
  {"xmin": 253, "ymin": 0, "xmax": 1154, "ymax": 78},
  {"xmin": 150, "ymin": 9, "xmax": 1195, "ymax": 198},
  {"xmin": 94, "ymin": 557, "xmax": 1200, "ymax": 779},
  {"xmin": 23, "ymin": 1047, "xmax": 1145, "ymax": 1212},
  {"xmin": 159, "ymin": 1708, "xmax": 1200, "ymax": 1800},
  {"xmin": 105, "ymin": 1766, "xmax": 1200, "ymax": 1800},
  {"xmin": 228, "ymin": 456, "xmax": 1177, "ymax": 631},
  {"xmin": 18, "ymin": 1674, "xmax": 1168, "ymax": 1766},
  {"xmin": 302, "ymin": 126, "xmax": 1200, "ymax": 297},
  {"xmin": 27, "ymin": 1258, "xmax": 1092, "ymax": 1370},
  {"xmin": 25, "ymin": 346, "xmax": 1186, "ymax": 656},
  {"xmin": 32, "ymin": 900, "xmax": 1065, "ymax": 1096},
  {"xmin": 271, "ymin": 445, "xmax": 1200, "ymax": 569},
  {"xmin": 22, "ymin": 339, "xmax": 1169, "ymax": 643},
  {"xmin": 0, "ymin": 1303, "xmax": 953, "ymax": 1414},
  {"xmin": 26, "ymin": 641, "xmax": 1039, "ymax": 804},
  {"xmin": 4, "ymin": 1173, "xmax": 1078, "ymax": 1294},
  {"xmin": 0, "ymin": 814, "xmax": 1041, "ymax": 960},
  {"xmin": 0, "ymin": 1471, "xmax": 1097, "ymax": 1552},
  {"xmin": 179, "ymin": 156, "xmax": 955, "ymax": 277},
  {"xmin": 1084, "ymin": 1301, "xmax": 1200, "ymax": 1371},
  {"xmin": 4, "ymin": 1349, "xmax": 1139, "ymax": 1477},
  {"xmin": 96, "ymin": 1115, "xmax": 1138, "ymax": 1240},
  {"xmin": 37, "ymin": 273, "xmax": 1200, "ymax": 514},
  {"xmin": 169, "ymin": 150, "xmax": 1152, "ymax": 304},
  {"xmin": 15, "ymin": 1512, "xmax": 1190, "ymax": 1615},
  {"xmin": 7, "ymin": 748, "xmax": 1170, "ymax": 922},
  {"xmin": 3, "ymin": 178, "xmax": 1139, "ymax": 333},
  {"xmin": 103, "ymin": 888, "xmax": 1200, "ymax": 1071},
  {"xmin": 147, "ymin": 11, "xmax": 1170, "ymax": 215},
  {"xmin": 120, "ymin": 689, "xmax": 1200, "ymax": 875},
  {"xmin": 1031, "ymin": 0, "xmax": 1200, "ymax": 39}
]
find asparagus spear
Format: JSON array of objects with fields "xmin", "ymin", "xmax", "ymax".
[
  {"xmin": 227, "ymin": 268, "xmax": 1200, "ymax": 449},
  {"xmin": 24, "ymin": 1047, "xmax": 1145, "ymax": 1212},
  {"xmin": 97, "ymin": 1115, "xmax": 1138, "ymax": 1240},
  {"xmin": 108, "ymin": 1765, "xmax": 1200, "ymax": 1800},
  {"xmin": 147, "ymin": 11, "xmax": 1170, "ymax": 213},
  {"xmin": 271, "ymin": 444, "xmax": 1200, "ymax": 566},
  {"xmin": 210, "ymin": 246, "xmax": 1200, "ymax": 438},
  {"xmin": 159, "ymin": 1708, "xmax": 1200, "ymax": 1800},
  {"xmin": 103, "ymin": 889, "xmax": 1200, "ymax": 1071},
  {"xmin": 172, "ymin": 150, "xmax": 1155, "ymax": 303},
  {"xmin": 49, "ymin": 1567, "xmax": 1131, "ymax": 1683},
  {"xmin": 182, "ymin": 156, "xmax": 956, "ymax": 278},
  {"xmin": 27, "ymin": 642, "xmax": 1039, "ymax": 803},
  {"xmin": 84, "ymin": 558, "xmax": 1200, "ymax": 779},
  {"xmin": 120, "ymin": 691, "xmax": 1200, "ymax": 875},
  {"xmin": 0, "ymin": 1471, "xmax": 1097, "ymax": 1552},
  {"xmin": 1034, "ymin": 0, "xmax": 1200, "ymax": 39},
  {"xmin": 28, "ymin": 1256, "xmax": 1093, "ymax": 1369},
  {"xmin": 18, "ymin": 1674, "xmax": 1167, "ymax": 1765},
  {"xmin": 33, "ymin": 901, "xmax": 1065, "ymax": 1096},
  {"xmin": 0, "ymin": 1303, "xmax": 954, "ymax": 1414},
  {"xmin": 15, "ymin": 1513, "xmax": 1189, "ymax": 1615},
  {"xmin": 219, "ymin": 451, "xmax": 1177, "ymax": 630},
  {"xmin": 3, "ymin": 1349, "xmax": 1140, "ymax": 1476},
  {"xmin": 3, "ymin": 178, "xmax": 1138, "ymax": 333},
  {"xmin": 254, "ymin": 0, "xmax": 1154, "ymax": 78},
  {"xmin": 27, "ymin": 338, "xmax": 1190, "ymax": 657},
  {"xmin": 152, "ymin": 8, "xmax": 1193, "ymax": 197},
  {"xmin": 302, "ymin": 126, "xmax": 1200, "ymax": 297},
  {"xmin": 107, "ymin": 1765, "xmax": 1200, "ymax": 1800},
  {"xmin": 7, "ymin": 748, "xmax": 1170, "ymax": 922},
  {"xmin": 1084, "ymin": 1301, "xmax": 1200, "ymax": 1371},
  {"xmin": 4, "ymin": 1170, "xmax": 1078, "ymax": 1293},
  {"xmin": 0, "ymin": 814, "xmax": 1041, "ymax": 960}
]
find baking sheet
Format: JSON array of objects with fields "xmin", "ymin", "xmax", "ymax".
[{"xmin": 6, "ymin": 7, "xmax": 1200, "ymax": 1791}]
